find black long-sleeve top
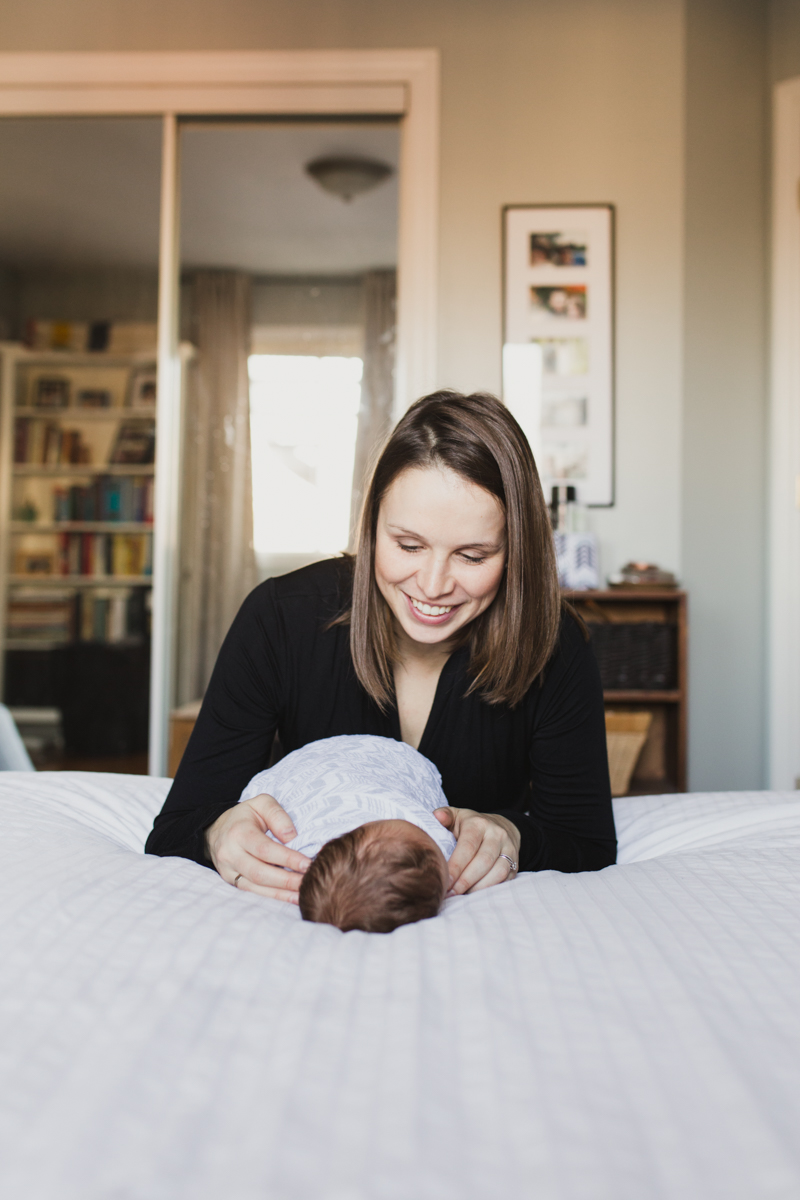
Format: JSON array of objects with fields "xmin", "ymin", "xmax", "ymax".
[{"xmin": 146, "ymin": 558, "xmax": 616, "ymax": 872}]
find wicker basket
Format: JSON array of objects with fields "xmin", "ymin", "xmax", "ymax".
[
  {"xmin": 605, "ymin": 710, "xmax": 653, "ymax": 796},
  {"xmin": 589, "ymin": 622, "xmax": 677, "ymax": 690}
]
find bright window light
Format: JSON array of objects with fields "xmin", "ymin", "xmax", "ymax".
[{"xmin": 249, "ymin": 354, "xmax": 363, "ymax": 555}]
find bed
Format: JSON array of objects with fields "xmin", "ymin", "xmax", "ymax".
[{"xmin": 1, "ymin": 772, "xmax": 799, "ymax": 1200}]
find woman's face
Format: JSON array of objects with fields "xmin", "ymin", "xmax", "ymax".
[{"xmin": 374, "ymin": 465, "xmax": 507, "ymax": 648}]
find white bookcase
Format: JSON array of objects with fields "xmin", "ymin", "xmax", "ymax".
[{"xmin": 0, "ymin": 342, "xmax": 174, "ymax": 761}]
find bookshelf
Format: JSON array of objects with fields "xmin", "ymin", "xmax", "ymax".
[{"xmin": 0, "ymin": 343, "xmax": 160, "ymax": 759}]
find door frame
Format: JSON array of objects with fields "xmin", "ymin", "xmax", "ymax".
[
  {"xmin": 769, "ymin": 77, "xmax": 800, "ymax": 789},
  {"xmin": 0, "ymin": 50, "xmax": 440, "ymax": 774}
]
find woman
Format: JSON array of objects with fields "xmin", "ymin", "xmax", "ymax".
[{"xmin": 146, "ymin": 391, "xmax": 616, "ymax": 901}]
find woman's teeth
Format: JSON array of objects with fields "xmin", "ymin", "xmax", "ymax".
[{"xmin": 410, "ymin": 597, "xmax": 454, "ymax": 616}]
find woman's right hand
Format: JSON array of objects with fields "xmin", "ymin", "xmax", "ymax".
[{"xmin": 205, "ymin": 794, "xmax": 311, "ymax": 904}]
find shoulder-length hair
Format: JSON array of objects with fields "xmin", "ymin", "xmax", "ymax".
[{"xmin": 339, "ymin": 389, "xmax": 561, "ymax": 710}]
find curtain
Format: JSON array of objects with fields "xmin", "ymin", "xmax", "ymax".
[
  {"xmin": 348, "ymin": 269, "xmax": 397, "ymax": 546},
  {"xmin": 175, "ymin": 270, "xmax": 256, "ymax": 704}
]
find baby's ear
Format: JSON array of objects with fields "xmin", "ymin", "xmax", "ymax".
[{"xmin": 433, "ymin": 807, "xmax": 454, "ymax": 829}]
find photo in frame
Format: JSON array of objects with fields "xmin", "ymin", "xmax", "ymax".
[
  {"xmin": 126, "ymin": 367, "xmax": 157, "ymax": 409},
  {"xmin": 502, "ymin": 204, "xmax": 614, "ymax": 506}
]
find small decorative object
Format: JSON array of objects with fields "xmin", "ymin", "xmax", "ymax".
[
  {"xmin": 77, "ymin": 388, "xmax": 112, "ymax": 408},
  {"xmin": 12, "ymin": 500, "xmax": 39, "ymax": 523},
  {"xmin": 109, "ymin": 420, "xmax": 155, "ymax": 465},
  {"xmin": 87, "ymin": 321, "xmax": 111, "ymax": 351},
  {"xmin": 605, "ymin": 710, "xmax": 653, "ymax": 796},
  {"xmin": 34, "ymin": 377, "xmax": 70, "ymax": 409},
  {"xmin": 127, "ymin": 368, "xmax": 157, "ymax": 409},
  {"xmin": 24, "ymin": 319, "xmax": 88, "ymax": 352},
  {"xmin": 555, "ymin": 531, "xmax": 599, "ymax": 591},
  {"xmin": 608, "ymin": 562, "xmax": 678, "ymax": 589},
  {"xmin": 305, "ymin": 155, "xmax": 393, "ymax": 201},
  {"xmin": 502, "ymin": 204, "xmax": 614, "ymax": 507}
]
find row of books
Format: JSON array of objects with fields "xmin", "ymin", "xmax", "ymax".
[
  {"xmin": 14, "ymin": 418, "xmax": 155, "ymax": 466},
  {"xmin": 24, "ymin": 320, "xmax": 158, "ymax": 355},
  {"xmin": 6, "ymin": 587, "xmax": 150, "ymax": 645},
  {"xmin": 58, "ymin": 533, "xmax": 152, "ymax": 578},
  {"xmin": 52, "ymin": 477, "xmax": 154, "ymax": 524},
  {"xmin": 15, "ymin": 533, "xmax": 152, "ymax": 579},
  {"xmin": 14, "ymin": 420, "xmax": 92, "ymax": 465}
]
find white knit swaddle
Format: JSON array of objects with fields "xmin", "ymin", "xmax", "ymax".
[{"xmin": 238, "ymin": 734, "xmax": 456, "ymax": 861}]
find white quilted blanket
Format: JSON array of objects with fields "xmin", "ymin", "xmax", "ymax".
[{"xmin": 1, "ymin": 772, "xmax": 799, "ymax": 1200}]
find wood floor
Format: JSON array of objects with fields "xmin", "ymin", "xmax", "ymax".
[{"xmin": 38, "ymin": 751, "xmax": 149, "ymax": 775}]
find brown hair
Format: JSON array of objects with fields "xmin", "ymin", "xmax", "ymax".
[
  {"xmin": 298, "ymin": 824, "xmax": 447, "ymax": 933},
  {"xmin": 340, "ymin": 390, "xmax": 561, "ymax": 709}
]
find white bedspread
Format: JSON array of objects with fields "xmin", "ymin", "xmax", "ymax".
[{"xmin": 1, "ymin": 772, "xmax": 799, "ymax": 1200}]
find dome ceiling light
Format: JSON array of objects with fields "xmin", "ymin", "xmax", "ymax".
[{"xmin": 305, "ymin": 155, "xmax": 393, "ymax": 202}]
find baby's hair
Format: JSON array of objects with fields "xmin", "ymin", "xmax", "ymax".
[{"xmin": 299, "ymin": 823, "xmax": 446, "ymax": 933}]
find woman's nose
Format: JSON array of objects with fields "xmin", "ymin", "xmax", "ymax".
[{"xmin": 417, "ymin": 557, "xmax": 454, "ymax": 599}]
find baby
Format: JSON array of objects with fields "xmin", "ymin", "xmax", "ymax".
[{"xmin": 238, "ymin": 734, "xmax": 456, "ymax": 934}]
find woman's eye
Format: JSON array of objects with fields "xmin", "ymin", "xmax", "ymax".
[
  {"xmin": 398, "ymin": 543, "xmax": 421, "ymax": 553},
  {"xmin": 461, "ymin": 554, "xmax": 486, "ymax": 565}
]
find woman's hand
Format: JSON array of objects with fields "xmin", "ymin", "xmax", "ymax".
[
  {"xmin": 434, "ymin": 807, "xmax": 521, "ymax": 894},
  {"xmin": 205, "ymin": 794, "xmax": 311, "ymax": 903}
]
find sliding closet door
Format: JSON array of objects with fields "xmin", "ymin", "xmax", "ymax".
[{"xmin": 170, "ymin": 119, "xmax": 398, "ymax": 731}]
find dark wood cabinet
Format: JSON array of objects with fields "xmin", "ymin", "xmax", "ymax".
[{"xmin": 564, "ymin": 589, "xmax": 688, "ymax": 795}]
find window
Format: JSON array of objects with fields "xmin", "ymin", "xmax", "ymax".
[{"xmin": 249, "ymin": 354, "xmax": 363, "ymax": 558}]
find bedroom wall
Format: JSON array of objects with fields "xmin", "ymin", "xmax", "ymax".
[
  {"xmin": 769, "ymin": 0, "xmax": 800, "ymax": 84},
  {"xmin": 681, "ymin": 0, "xmax": 768, "ymax": 790},
  {"xmin": 0, "ymin": 0, "xmax": 774, "ymax": 789},
  {"xmin": 0, "ymin": 0, "xmax": 688, "ymax": 587}
]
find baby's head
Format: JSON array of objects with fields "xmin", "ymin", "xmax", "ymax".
[{"xmin": 299, "ymin": 819, "xmax": 448, "ymax": 933}]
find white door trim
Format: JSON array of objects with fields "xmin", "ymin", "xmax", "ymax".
[
  {"xmin": 769, "ymin": 77, "xmax": 800, "ymax": 788},
  {"xmin": 0, "ymin": 50, "xmax": 440, "ymax": 773}
]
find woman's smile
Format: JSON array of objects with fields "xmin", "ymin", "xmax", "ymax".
[
  {"xmin": 374, "ymin": 465, "xmax": 507, "ymax": 650},
  {"xmin": 405, "ymin": 592, "xmax": 462, "ymax": 624}
]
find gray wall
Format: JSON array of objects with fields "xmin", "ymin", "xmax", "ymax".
[
  {"xmin": 0, "ymin": 267, "xmax": 159, "ymax": 340},
  {"xmin": 0, "ymin": 0, "xmax": 785, "ymax": 790},
  {"xmin": 682, "ymin": 0, "xmax": 768, "ymax": 789},
  {"xmin": 251, "ymin": 276, "xmax": 363, "ymax": 327},
  {"xmin": 770, "ymin": 0, "xmax": 800, "ymax": 83}
]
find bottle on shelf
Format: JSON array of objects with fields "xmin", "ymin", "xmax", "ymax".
[{"xmin": 550, "ymin": 484, "xmax": 588, "ymax": 533}]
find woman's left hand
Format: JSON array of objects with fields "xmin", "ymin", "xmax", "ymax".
[{"xmin": 433, "ymin": 807, "xmax": 521, "ymax": 894}]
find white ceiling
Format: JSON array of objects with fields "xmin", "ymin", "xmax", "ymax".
[
  {"xmin": 181, "ymin": 123, "xmax": 398, "ymax": 273},
  {"xmin": 0, "ymin": 117, "xmax": 398, "ymax": 275}
]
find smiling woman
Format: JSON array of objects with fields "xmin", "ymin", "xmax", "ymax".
[{"xmin": 147, "ymin": 390, "xmax": 616, "ymax": 901}]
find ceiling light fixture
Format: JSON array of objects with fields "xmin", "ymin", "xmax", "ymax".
[{"xmin": 305, "ymin": 155, "xmax": 393, "ymax": 202}]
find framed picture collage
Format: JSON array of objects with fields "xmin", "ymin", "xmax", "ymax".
[{"xmin": 502, "ymin": 204, "xmax": 614, "ymax": 506}]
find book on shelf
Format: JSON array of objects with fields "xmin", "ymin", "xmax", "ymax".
[
  {"xmin": 6, "ymin": 590, "xmax": 76, "ymax": 644},
  {"xmin": 79, "ymin": 588, "xmax": 149, "ymax": 643},
  {"xmin": 52, "ymin": 476, "xmax": 154, "ymax": 523},
  {"xmin": 54, "ymin": 532, "xmax": 152, "ymax": 578},
  {"xmin": 6, "ymin": 586, "xmax": 151, "ymax": 645},
  {"xmin": 24, "ymin": 319, "xmax": 157, "ymax": 355},
  {"xmin": 14, "ymin": 418, "xmax": 92, "ymax": 465}
]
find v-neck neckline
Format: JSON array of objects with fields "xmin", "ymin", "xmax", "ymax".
[{"xmin": 388, "ymin": 646, "xmax": 466, "ymax": 755}]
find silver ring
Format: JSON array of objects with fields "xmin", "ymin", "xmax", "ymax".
[
  {"xmin": 498, "ymin": 854, "xmax": 518, "ymax": 875},
  {"xmin": 233, "ymin": 874, "xmax": 242, "ymax": 888}
]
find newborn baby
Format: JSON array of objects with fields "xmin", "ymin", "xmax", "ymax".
[{"xmin": 238, "ymin": 734, "xmax": 456, "ymax": 934}]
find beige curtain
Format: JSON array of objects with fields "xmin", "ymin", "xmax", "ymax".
[
  {"xmin": 349, "ymin": 269, "xmax": 397, "ymax": 545},
  {"xmin": 176, "ymin": 270, "xmax": 257, "ymax": 704}
]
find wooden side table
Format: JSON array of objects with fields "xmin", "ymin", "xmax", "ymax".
[
  {"xmin": 564, "ymin": 589, "xmax": 688, "ymax": 795},
  {"xmin": 168, "ymin": 699, "xmax": 202, "ymax": 778}
]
